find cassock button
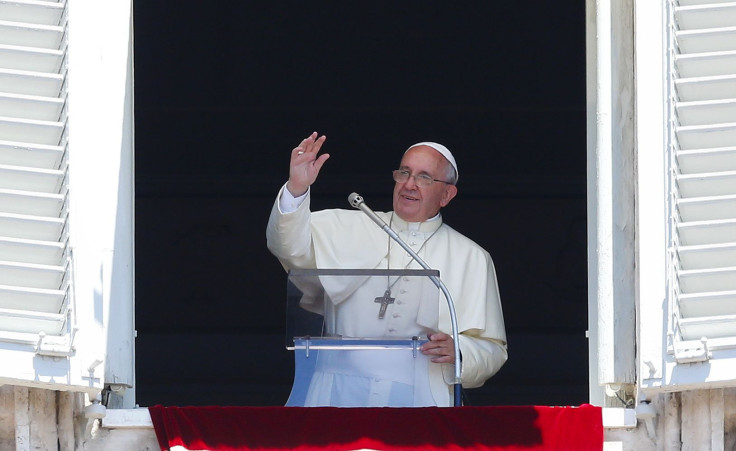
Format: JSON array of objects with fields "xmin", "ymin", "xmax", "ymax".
[
  {"xmin": 400, "ymin": 289, "xmax": 407, "ymax": 294},
  {"xmin": 392, "ymin": 313, "xmax": 400, "ymax": 318}
]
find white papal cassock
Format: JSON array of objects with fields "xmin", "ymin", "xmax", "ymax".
[{"xmin": 267, "ymin": 184, "xmax": 507, "ymax": 407}]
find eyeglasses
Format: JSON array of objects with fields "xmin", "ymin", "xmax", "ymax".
[{"xmin": 392, "ymin": 169, "xmax": 452, "ymax": 187}]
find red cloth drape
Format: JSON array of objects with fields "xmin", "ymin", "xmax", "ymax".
[{"xmin": 148, "ymin": 404, "xmax": 603, "ymax": 451}]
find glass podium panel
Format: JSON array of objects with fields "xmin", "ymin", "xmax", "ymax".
[{"xmin": 285, "ymin": 268, "xmax": 442, "ymax": 407}]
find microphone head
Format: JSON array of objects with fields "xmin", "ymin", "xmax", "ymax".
[{"xmin": 348, "ymin": 192, "xmax": 363, "ymax": 208}]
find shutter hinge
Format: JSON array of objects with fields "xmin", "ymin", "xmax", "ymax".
[{"xmin": 673, "ymin": 337, "xmax": 711, "ymax": 364}]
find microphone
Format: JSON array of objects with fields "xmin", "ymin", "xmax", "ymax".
[
  {"xmin": 348, "ymin": 192, "xmax": 390, "ymax": 230},
  {"xmin": 347, "ymin": 192, "xmax": 463, "ymax": 406}
]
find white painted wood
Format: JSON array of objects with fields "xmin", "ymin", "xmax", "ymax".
[
  {"xmin": 634, "ymin": 0, "xmax": 669, "ymax": 397},
  {"xmin": 588, "ymin": 0, "xmax": 637, "ymax": 403},
  {"xmin": 64, "ymin": 0, "xmax": 136, "ymax": 405},
  {"xmin": 585, "ymin": 0, "xmax": 603, "ymax": 406}
]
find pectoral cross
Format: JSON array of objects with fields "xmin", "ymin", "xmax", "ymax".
[{"xmin": 374, "ymin": 289, "xmax": 395, "ymax": 319}]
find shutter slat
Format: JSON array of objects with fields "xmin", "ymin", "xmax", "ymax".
[
  {"xmin": 0, "ymin": 236, "xmax": 64, "ymax": 265},
  {"xmin": 678, "ymin": 218, "xmax": 736, "ymax": 245},
  {"xmin": 679, "ymin": 314, "xmax": 736, "ymax": 340},
  {"xmin": 677, "ymin": 194, "xmax": 736, "ymax": 221},
  {"xmin": 0, "ymin": 212, "xmax": 63, "ymax": 241},
  {"xmin": 0, "ymin": 164, "xmax": 63, "ymax": 193},
  {"xmin": 676, "ymin": 122, "xmax": 736, "ymax": 149},
  {"xmin": 0, "ymin": 19, "xmax": 63, "ymax": 49},
  {"xmin": 0, "ymin": 116, "xmax": 63, "ymax": 145},
  {"xmin": 676, "ymin": 75, "xmax": 736, "ymax": 101},
  {"xmin": 0, "ymin": 189, "xmax": 63, "ymax": 216},
  {"xmin": 679, "ymin": 291, "xmax": 736, "ymax": 317},
  {"xmin": 679, "ymin": 0, "xmax": 736, "ymax": 7},
  {"xmin": 677, "ymin": 170, "xmax": 736, "ymax": 197},
  {"xmin": 0, "ymin": 68, "xmax": 63, "ymax": 97},
  {"xmin": 678, "ymin": 243, "xmax": 736, "ymax": 270},
  {"xmin": 677, "ymin": 27, "xmax": 736, "ymax": 53},
  {"xmin": 675, "ymin": 3, "xmax": 736, "ymax": 30},
  {"xmin": 0, "ymin": 140, "xmax": 63, "ymax": 169},
  {"xmin": 677, "ymin": 147, "xmax": 736, "ymax": 172},
  {"xmin": 0, "ymin": 44, "xmax": 63, "ymax": 73},
  {"xmin": 0, "ymin": 284, "xmax": 64, "ymax": 314},
  {"xmin": 0, "ymin": 1, "xmax": 64, "ymax": 27},
  {"xmin": 679, "ymin": 267, "xmax": 736, "ymax": 293},
  {"xmin": 0, "ymin": 308, "xmax": 64, "ymax": 335},
  {"xmin": 676, "ymin": 51, "xmax": 736, "ymax": 77},
  {"xmin": 0, "ymin": 260, "xmax": 63, "ymax": 289},
  {"xmin": 0, "ymin": 93, "xmax": 63, "ymax": 121},
  {"xmin": 676, "ymin": 99, "xmax": 736, "ymax": 126}
]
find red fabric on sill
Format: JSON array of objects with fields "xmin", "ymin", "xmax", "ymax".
[{"xmin": 148, "ymin": 404, "xmax": 603, "ymax": 451}]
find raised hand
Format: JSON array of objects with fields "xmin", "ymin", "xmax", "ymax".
[{"xmin": 286, "ymin": 132, "xmax": 330, "ymax": 197}]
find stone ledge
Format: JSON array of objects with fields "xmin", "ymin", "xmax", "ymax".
[{"xmin": 101, "ymin": 408, "xmax": 153, "ymax": 429}]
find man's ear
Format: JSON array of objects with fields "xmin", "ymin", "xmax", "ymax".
[{"xmin": 440, "ymin": 184, "xmax": 458, "ymax": 207}]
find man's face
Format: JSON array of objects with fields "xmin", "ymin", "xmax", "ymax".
[{"xmin": 392, "ymin": 146, "xmax": 458, "ymax": 222}]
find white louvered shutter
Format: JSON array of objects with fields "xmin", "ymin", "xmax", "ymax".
[
  {"xmin": 667, "ymin": 0, "xmax": 736, "ymax": 383},
  {"xmin": 0, "ymin": 1, "xmax": 71, "ymax": 349}
]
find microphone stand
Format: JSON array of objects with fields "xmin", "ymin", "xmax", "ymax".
[{"xmin": 349, "ymin": 193, "xmax": 462, "ymax": 407}]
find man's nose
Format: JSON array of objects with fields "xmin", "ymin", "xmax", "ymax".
[{"xmin": 404, "ymin": 174, "xmax": 418, "ymax": 189}]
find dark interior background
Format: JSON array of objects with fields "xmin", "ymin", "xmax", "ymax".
[{"xmin": 133, "ymin": 2, "xmax": 587, "ymax": 407}]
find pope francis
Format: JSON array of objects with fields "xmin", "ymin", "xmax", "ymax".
[{"xmin": 267, "ymin": 132, "xmax": 507, "ymax": 407}]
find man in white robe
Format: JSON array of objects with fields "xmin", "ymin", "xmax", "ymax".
[{"xmin": 267, "ymin": 132, "xmax": 507, "ymax": 407}]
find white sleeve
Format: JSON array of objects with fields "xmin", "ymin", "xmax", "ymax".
[{"xmin": 279, "ymin": 185, "xmax": 309, "ymax": 213}]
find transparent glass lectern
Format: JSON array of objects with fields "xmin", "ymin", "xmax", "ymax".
[{"xmin": 285, "ymin": 268, "xmax": 445, "ymax": 407}]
